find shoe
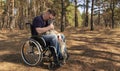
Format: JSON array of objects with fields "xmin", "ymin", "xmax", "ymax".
[
  {"xmin": 58, "ymin": 56, "xmax": 63, "ymax": 60},
  {"xmin": 48, "ymin": 62, "xmax": 62, "ymax": 70}
]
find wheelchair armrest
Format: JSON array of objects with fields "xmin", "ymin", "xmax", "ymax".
[{"xmin": 31, "ymin": 36, "xmax": 46, "ymax": 47}]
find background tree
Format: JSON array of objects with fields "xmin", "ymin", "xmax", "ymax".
[
  {"xmin": 90, "ymin": 0, "xmax": 94, "ymax": 31},
  {"xmin": 61, "ymin": 0, "xmax": 65, "ymax": 32},
  {"xmin": 94, "ymin": 0, "xmax": 102, "ymax": 25},
  {"xmin": 110, "ymin": 0, "xmax": 115, "ymax": 28},
  {"xmin": 74, "ymin": 0, "xmax": 78, "ymax": 27},
  {"xmin": 84, "ymin": 0, "xmax": 89, "ymax": 27}
]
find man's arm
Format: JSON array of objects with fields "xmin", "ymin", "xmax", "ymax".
[{"xmin": 36, "ymin": 24, "xmax": 54, "ymax": 34}]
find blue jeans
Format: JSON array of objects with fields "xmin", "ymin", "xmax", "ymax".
[
  {"xmin": 42, "ymin": 34, "xmax": 66, "ymax": 59},
  {"xmin": 42, "ymin": 34, "xmax": 58, "ymax": 47},
  {"xmin": 42, "ymin": 34, "xmax": 60, "ymax": 63}
]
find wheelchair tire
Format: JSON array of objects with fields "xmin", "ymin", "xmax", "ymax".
[{"xmin": 21, "ymin": 38, "xmax": 43, "ymax": 66}]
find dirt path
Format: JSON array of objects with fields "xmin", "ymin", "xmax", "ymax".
[{"xmin": 0, "ymin": 29, "xmax": 120, "ymax": 71}]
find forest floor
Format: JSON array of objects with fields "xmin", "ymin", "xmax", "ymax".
[{"xmin": 0, "ymin": 27, "xmax": 120, "ymax": 71}]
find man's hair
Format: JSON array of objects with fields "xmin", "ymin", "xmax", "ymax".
[{"xmin": 47, "ymin": 9, "xmax": 56, "ymax": 16}]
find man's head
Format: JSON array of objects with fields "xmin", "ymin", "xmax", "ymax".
[{"xmin": 43, "ymin": 9, "xmax": 56, "ymax": 21}]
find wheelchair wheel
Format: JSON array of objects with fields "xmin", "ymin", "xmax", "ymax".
[{"xmin": 21, "ymin": 39, "xmax": 43, "ymax": 66}]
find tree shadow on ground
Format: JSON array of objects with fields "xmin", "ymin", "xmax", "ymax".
[
  {"xmin": 0, "ymin": 40, "xmax": 24, "ymax": 52},
  {"xmin": 68, "ymin": 45, "xmax": 120, "ymax": 71},
  {"xmin": 93, "ymin": 61, "xmax": 120, "ymax": 71},
  {"xmin": 0, "ymin": 53, "xmax": 25, "ymax": 65},
  {"xmin": 69, "ymin": 45, "xmax": 120, "ymax": 63},
  {"xmin": 0, "ymin": 53, "xmax": 53, "ymax": 70}
]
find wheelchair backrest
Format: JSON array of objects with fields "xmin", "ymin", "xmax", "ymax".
[{"xmin": 26, "ymin": 23, "xmax": 34, "ymax": 36}]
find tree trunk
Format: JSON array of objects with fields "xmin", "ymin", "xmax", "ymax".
[
  {"xmin": 61, "ymin": 0, "xmax": 65, "ymax": 32},
  {"xmin": 85, "ymin": 0, "xmax": 89, "ymax": 27},
  {"xmin": 111, "ymin": 0, "xmax": 115, "ymax": 28},
  {"xmin": 74, "ymin": 0, "xmax": 78, "ymax": 27},
  {"xmin": 90, "ymin": 0, "xmax": 94, "ymax": 31},
  {"xmin": 98, "ymin": 1, "xmax": 100, "ymax": 25},
  {"xmin": 33, "ymin": 0, "xmax": 37, "ymax": 17},
  {"xmin": 83, "ymin": 0, "xmax": 86, "ymax": 13},
  {"xmin": 9, "ymin": 0, "xmax": 15, "ymax": 30}
]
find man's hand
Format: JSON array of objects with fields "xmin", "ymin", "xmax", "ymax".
[{"xmin": 48, "ymin": 24, "xmax": 54, "ymax": 30}]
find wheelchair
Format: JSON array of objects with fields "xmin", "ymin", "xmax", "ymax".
[{"xmin": 21, "ymin": 23, "xmax": 56, "ymax": 66}]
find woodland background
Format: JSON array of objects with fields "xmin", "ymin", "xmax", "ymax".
[{"xmin": 0, "ymin": 0, "xmax": 120, "ymax": 31}]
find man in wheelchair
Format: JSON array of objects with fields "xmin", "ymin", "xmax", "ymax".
[{"xmin": 31, "ymin": 9, "xmax": 68, "ymax": 68}]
